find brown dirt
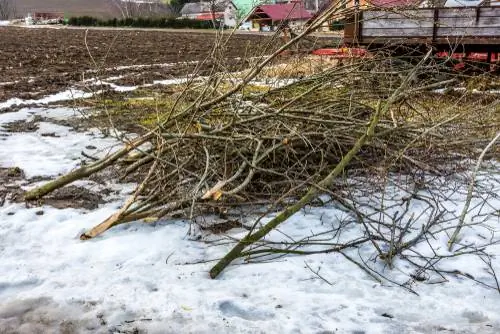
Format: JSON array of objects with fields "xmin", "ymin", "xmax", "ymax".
[
  {"xmin": 0, "ymin": 166, "xmax": 106, "ymax": 210},
  {"xmin": 0, "ymin": 26, "xmax": 272, "ymax": 103},
  {"xmin": 2, "ymin": 116, "xmax": 42, "ymax": 133},
  {"xmin": 38, "ymin": 185, "xmax": 105, "ymax": 210},
  {"xmin": 201, "ymin": 220, "xmax": 248, "ymax": 234},
  {"xmin": 14, "ymin": 0, "xmax": 165, "ymax": 19},
  {"xmin": 0, "ymin": 167, "xmax": 25, "ymax": 205}
]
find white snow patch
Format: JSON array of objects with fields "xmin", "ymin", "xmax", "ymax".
[
  {"xmin": 152, "ymin": 77, "xmax": 194, "ymax": 86},
  {"xmin": 103, "ymin": 82, "xmax": 139, "ymax": 92},
  {"xmin": 0, "ymin": 107, "xmax": 82, "ymax": 125},
  {"xmin": 1, "ymin": 194, "xmax": 500, "ymax": 333},
  {"xmin": 433, "ymin": 87, "xmax": 500, "ymax": 94},
  {"xmin": 0, "ymin": 107, "xmax": 123, "ymax": 178},
  {"xmin": 82, "ymin": 60, "xmax": 199, "ymax": 75},
  {"xmin": 111, "ymin": 60, "xmax": 198, "ymax": 72},
  {"xmin": 1, "ymin": 100, "xmax": 500, "ymax": 332},
  {"xmin": 472, "ymin": 89, "xmax": 500, "ymax": 94},
  {"xmin": 0, "ymin": 89, "xmax": 95, "ymax": 110},
  {"xmin": 0, "ymin": 123, "xmax": 120, "ymax": 178},
  {"xmin": 88, "ymin": 76, "xmax": 200, "ymax": 93}
]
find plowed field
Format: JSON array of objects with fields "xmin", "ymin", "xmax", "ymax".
[{"xmin": 0, "ymin": 27, "xmax": 272, "ymax": 102}]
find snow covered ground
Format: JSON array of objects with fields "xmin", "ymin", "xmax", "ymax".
[
  {"xmin": 0, "ymin": 90, "xmax": 95, "ymax": 112},
  {"xmin": 0, "ymin": 91, "xmax": 499, "ymax": 333}
]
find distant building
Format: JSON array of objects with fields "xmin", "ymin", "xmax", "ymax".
[
  {"xmin": 180, "ymin": 1, "xmax": 238, "ymax": 27},
  {"xmin": 25, "ymin": 12, "xmax": 65, "ymax": 25},
  {"xmin": 233, "ymin": 0, "xmax": 325, "ymax": 21},
  {"xmin": 301, "ymin": 0, "xmax": 330, "ymax": 12},
  {"xmin": 232, "ymin": 0, "xmax": 263, "ymax": 18},
  {"xmin": 247, "ymin": 1, "xmax": 313, "ymax": 31}
]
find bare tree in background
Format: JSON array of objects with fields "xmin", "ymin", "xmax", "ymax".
[
  {"xmin": 0, "ymin": 0, "xmax": 16, "ymax": 20},
  {"xmin": 112, "ymin": 0, "xmax": 166, "ymax": 18},
  {"xmin": 112, "ymin": 0, "xmax": 140, "ymax": 18},
  {"xmin": 169, "ymin": 0, "xmax": 187, "ymax": 15}
]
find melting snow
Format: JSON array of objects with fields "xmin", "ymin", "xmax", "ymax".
[
  {"xmin": 0, "ymin": 96, "xmax": 499, "ymax": 333},
  {"xmin": 0, "ymin": 89, "xmax": 95, "ymax": 111}
]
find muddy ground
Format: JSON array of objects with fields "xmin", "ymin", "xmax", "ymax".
[
  {"xmin": 1, "ymin": 27, "xmax": 274, "ymax": 208},
  {"xmin": 0, "ymin": 26, "xmax": 332, "ymax": 209},
  {"xmin": 0, "ymin": 27, "xmax": 281, "ymax": 102}
]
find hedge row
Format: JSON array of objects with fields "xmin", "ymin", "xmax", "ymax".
[{"xmin": 66, "ymin": 16, "xmax": 223, "ymax": 29}]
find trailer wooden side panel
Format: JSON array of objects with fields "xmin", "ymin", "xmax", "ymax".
[{"xmin": 344, "ymin": 6, "xmax": 500, "ymax": 47}]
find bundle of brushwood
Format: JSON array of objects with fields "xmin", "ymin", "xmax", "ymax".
[{"xmin": 24, "ymin": 2, "xmax": 499, "ymax": 279}]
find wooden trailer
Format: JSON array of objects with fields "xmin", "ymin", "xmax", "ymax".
[{"xmin": 344, "ymin": 6, "xmax": 500, "ymax": 54}]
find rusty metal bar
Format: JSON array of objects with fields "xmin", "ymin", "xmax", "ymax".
[{"xmin": 432, "ymin": 8, "xmax": 439, "ymax": 43}]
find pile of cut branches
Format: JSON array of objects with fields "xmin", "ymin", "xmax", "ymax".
[{"xmin": 24, "ymin": 2, "xmax": 499, "ymax": 279}]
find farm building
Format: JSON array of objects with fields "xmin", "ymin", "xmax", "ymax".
[
  {"xmin": 25, "ymin": 12, "xmax": 65, "ymax": 25},
  {"xmin": 180, "ymin": 1, "xmax": 238, "ymax": 27},
  {"xmin": 247, "ymin": 2, "xmax": 313, "ymax": 31},
  {"xmin": 231, "ymin": 0, "xmax": 264, "ymax": 19},
  {"xmin": 232, "ymin": 0, "xmax": 326, "ymax": 19}
]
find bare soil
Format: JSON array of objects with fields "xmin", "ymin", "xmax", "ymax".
[
  {"xmin": 0, "ymin": 167, "xmax": 25, "ymax": 206},
  {"xmin": 0, "ymin": 26, "xmax": 272, "ymax": 102},
  {"xmin": 0, "ymin": 164, "xmax": 105, "ymax": 210},
  {"xmin": 2, "ymin": 116, "xmax": 42, "ymax": 133},
  {"xmin": 39, "ymin": 185, "xmax": 105, "ymax": 210},
  {"xmin": 13, "ymin": 0, "xmax": 166, "ymax": 19}
]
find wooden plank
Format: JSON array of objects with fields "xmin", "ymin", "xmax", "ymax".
[
  {"xmin": 437, "ymin": 27, "xmax": 500, "ymax": 36},
  {"xmin": 348, "ymin": 36, "xmax": 500, "ymax": 46},
  {"xmin": 437, "ymin": 8, "xmax": 477, "ymax": 17},
  {"xmin": 362, "ymin": 26, "xmax": 500, "ymax": 37},
  {"xmin": 352, "ymin": 7, "xmax": 500, "ymax": 45},
  {"xmin": 362, "ymin": 7, "xmax": 500, "ymax": 19},
  {"xmin": 363, "ymin": 28, "xmax": 434, "ymax": 36},
  {"xmin": 362, "ymin": 14, "xmax": 500, "ymax": 29},
  {"xmin": 364, "ymin": 18, "xmax": 434, "ymax": 28},
  {"xmin": 438, "ymin": 7, "xmax": 500, "ymax": 17},
  {"xmin": 438, "ymin": 16, "xmax": 500, "ymax": 27},
  {"xmin": 436, "ymin": 13, "xmax": 500, "ymax": 19},
  {"xmin": 363, "ymin": 10, "xmax": 434, "ymax": 20}
]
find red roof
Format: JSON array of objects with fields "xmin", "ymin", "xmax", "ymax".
[
  {"xmin": 251, "ymin": 3, "xmax": 313, "ymax": 21},
  {"xmin": 196, "ymin": 13, "xmax": 224, "ymax": 20}
]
